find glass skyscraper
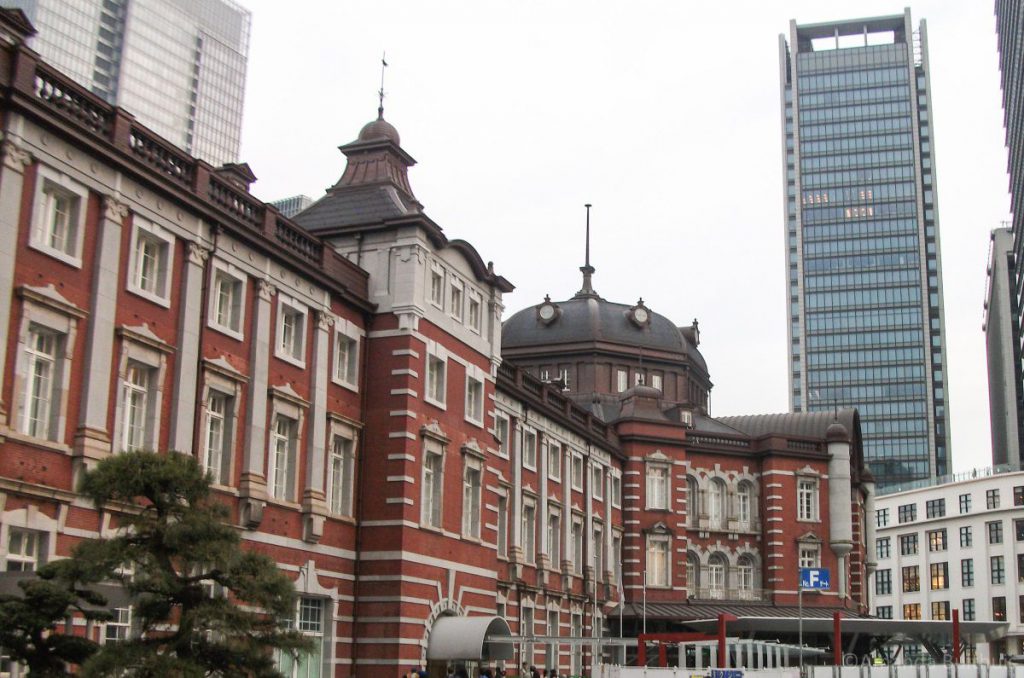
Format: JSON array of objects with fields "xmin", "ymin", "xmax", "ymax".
[
  {"xmin": 8, "ymin": 0, "xmax": 250, "ymax": 166},
  {"xmin": 779, "ymin": 10, "xmax": 950, "ymax": 488}
]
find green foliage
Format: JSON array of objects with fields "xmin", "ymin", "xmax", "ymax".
[{"xmin": 1, "ymin": 451, "xmax": 311, "ymax": 677}]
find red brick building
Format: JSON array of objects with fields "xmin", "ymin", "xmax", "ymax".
[{"xmin": 0, "ymin": 11, "xmax": 873, "ymax": 678}]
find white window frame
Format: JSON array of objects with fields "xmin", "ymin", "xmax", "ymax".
[
  {"xmin": 112, "ymin": 333, "xmax": 168, "ymax": 454},
  {"xmin": 547, "ymin": 441, "xmax": 562, "ymax": 482},
  {"xmin": 104, "ymin": 606, "xmax": 133, "ymax": 643},
  {"xmin": 709, "ymin": 478, "xmax": 726, "ymax": 529},
  {"xmin": 737, "ymin": 481, "xmax": 752, "ymax": 527},
  {"xmin": 646, "ymin": 464, "xmax": 670, "ymax": 510},
  {"xmin": 611, "ymin": 472, "xmax": 622, "ymax": 508},
  {"xmin": 203, "ymin": 390, "xmax": 231, "ymax": 483},
  {"xmin": 465, "ymin": 367, "xmax": 485, "ymax": 427},
  {"xmin": 798, "ymin": 542, "xmax": 821, "ymax": 569},
  {"xmin": 207, "ymin": 259, "xmax": 246, "ymax": 339},
  {"xmin": 616, "ymin": 368, "xmax": 628, "ymax": 393},
  {"xmin": 571, "ymin": 453, "xmax": 584, "ymax": 491},
  {"xmin": 449, "ymin": 278, "xmax": 464, "ymax": 321},
  {"xmin": 496, "ymin": 491, "xmax": 509, "ymax": 558},
  {"xmin": 4, "ymin": 527, "xmax": 43, "ymax": 572},
  {"xmin": 199, "ymin": 368, "xmax": 243, "ymax": 486},
  {"xmin": 275, "ymin": 294, "xmax": 308, "ymax": 367},
  {"xmin": 646, "ymin": 534, "xmax": 670, "ymax": 588},
  {"xmin": 30, "ymin": 164, "xmax": 87, "ymax": 266},
  {"xmin": 547, "ymin": 505, "xmax": 562, "ymax": 566},
  {"xmin": 268, "ymin": 414, "xmax": 299, "ymax": 502},
  {"xmin": 422, "ymin": 437, "xmax": 445, "ymax": 529},
  {"xmin": 277, "ymin": 597, "xmax": 327, "ymax": 678},
  {"xmin": 429, "ymin": 264, "xmax": 445, "ymax": 308},
  {"xmin": 494, "ymin": 412, "xmax": 510, "ymax": 458},
  {"xmin": 651, "ymin": 373, "xmax": 663, "ymax": 392},
  {"xmin": 797, "ymin": 475, "xmax": 820, "ymax": 522},
  {"xmin": 737, "ymin": 556, "xmax": 755, "ymax": 597},
  {"xmin": 328, "ymin": 427, "xmax": 356, "ymax": 518},
  {"xmin": 332, "ymin": 317, "xmax": 362, "ymax": 391},
  {"xmin": 462, "ymin": 451, "xmax": 483, "ymax": 539},
  {"xmin": 592, "ymin": 522, "xmax": 604, "ymax": 577},
  {"xmin": 424, "ymin": 341, "xmax": 448, "ymax": 409},
  {"xmin": 12, "ymin": 293, "xmax": 79, "ymax": 446},
  {"xmin": 522, "ymin": 498, "xmax": 537, "ymax": 564},
  {"xmin": 571, "ymin": 516, "xmax": 584, "ymax": 574},
  {"xmin": 592, "ymin": 464, "xmax": 604, "ymax": 500},
  {"xmin": 522, "ymin": 428, "xmax": 537, "ymax": 470},
  {"xmin": 467, "ymin": 292, "xmax": 482, "ymax": 333},
  {"xmin": 707, "ymin": 554, "xmax": 727, "ymax": 597},
  {"xmin": 127, "ymin": 217, "xmax": 174, "ymax": 307}
]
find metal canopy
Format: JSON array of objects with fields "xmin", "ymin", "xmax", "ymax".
[
  {"xmin": 427, "ymin": 616, "xmax": 514, "ymax": 662},
  {"xmin": 681, "ymin": 617, "xmax": 1007, "ymax": 642}
]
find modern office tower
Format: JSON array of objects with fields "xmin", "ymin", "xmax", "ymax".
[
  {"xmin": 985, "ymin": 227, "xmax": 1023, "ymax": 467},
  {"xmin": 7, "ymin": 0, "xmax": 250, "ymax": 166},
  {"xmin": 779, "ymin": 10, "xmax": 950, "ymax": 488},
  {"xmin": 995, "ymin": 0, "xmax": 1024, "ymax": 468},
  {"xmin": 271, "ymin": 194, "xmax": 314, "ymax": 218}
]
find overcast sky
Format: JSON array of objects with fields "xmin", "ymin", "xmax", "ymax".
[{"xmin": 236, "ymin": 1, "xmax": 1010, "ymax": 475}]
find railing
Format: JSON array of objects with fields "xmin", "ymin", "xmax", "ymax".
[
  {"xmin": 205, "ymin": 174, "xmax": 263, "ymax": 230},
  {"xmin": 128, "ymin": 126, "xmax": 195, "ymax": 187},
  {"xmin": 275, "ymin": 217, "xmax": 323, "ymax": 264},
  {"xmin": 878, "ymin": 463, "xmax": 1023, "ymax": 496},
  {"xmin": 689, "ymin": 435, "xmax": 751, "ymax": 449},
  {"xmin": 33, "ymin": 64, "xmax": 111, "ymax": 137},
  {"xmin": 686, "ymin": 586, "xmax": 770, "ymax": 602}
]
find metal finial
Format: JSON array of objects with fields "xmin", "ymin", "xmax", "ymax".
[
  {"xmin": 576, "ymin": 203, "xmax": 597, "ymax": 298},
  {"xmin": 585, "ymin": 203, "xmax": 592, "ymax": 268},
  {"xmin": 378, "ymin": 52, "xmax": 388, "ymax": 118}
]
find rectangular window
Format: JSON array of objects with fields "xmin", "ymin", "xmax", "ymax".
[
  {"xmin": 875, "ymin": 569, "xmax": 892, "ymax": 595},
  {"xmin": 547, "ymin": 508, "xmax": 561, "ymax": 565},
  {"xmin": 963, "ymin": 598, "xmax": 975, "ymax": 621},
  {"xmin": 903, "ymin": 603, "xmax": 921, "ymax": 620},
  {"xmin": 931, "ymin": 601, "xmax": 950, "ymax": 620},
  {"xmin": 571, "ymin": 518, "xmax": 584, "ymax": 574},
  {"xmin": 593, "ymin": 524, "xmax": 604, "ymax": 577},
  {"xmin": 876, "ymin": 537, "xmax": 891, "ymax": 560},
  {"xmin": 927, "ymin": 529, "xmax": 947, "ymax": 552},
  {"xmin": 647, "ymin": 466, "xmax": 669, "ymax": 510},
  {"xmin": 647, "ymin": 537, "xmax": 669, "ymax": 587},
  {"xmin": 571, "ymin": 454, "xmax": 584, "ymax": 490},
  {"xmin": 616, "ymin": 368, "xmax": 628, "ymax": 393},
  {"xmin": 31, "ymin": 168, "xmax": 85, "ymax": 264},
  {"xmin": 988, "ymin": 520, "xmax": 1003, "ymax": 544},
  {"xmin": 1016, "ymin": 519, "xmax": 1024, "ymax": 542},
  {"xmin": 523, "ymin": 430, "xmax": 537, "ymax": 470},
  {"xmin": 22, "ymin": 327, "xmax": 61, "ymax": 440},
  {"xmin": 496, "ymin": 494, "xmax": 508, "ymax": 558},
  {"xmin": 546, "ymin": 610, "xmax": 559, "ymax": 668},
  {"xmin": 209, "ymin": 263, "xmax": 245, "ymax": 336},
  {"xmin": 329, "ymin": 435, "xmax": 355, "ymax": 517},
  {"xmin": 1015, "ymin": 486, "xmax": 1024, "ymax": 506},
  {"xmin": 991, "ymin": 556, "xmax": 1005, "ymax": 585},
  {"xmin": 899, "ymin": 533, "xmax": 918, "ymax": 556},
  {"xmin": 1018, "ymin": 554, "xmax": 1024, "ymax": 582},
  {"xmin": 430, "ymin": 269, "xmax": 444, "ymax": 306},
  {"xmin": 592, "ymin": 465, "xmax": 604, "ymax": 499},
  {"xmin": 465, "ymin": 376, "xmax": 484, "ymax": 425},
  {"xmin": 277, "ymin": 598, "xmax": 324, "ymax": 678},
  {"xmin": 987, "ymin": 488, "xmax": 1000, "ymax": 509},
  {"xmin": 960, "ymin": 525, "xmax": 972, "ymax": 547},
  {"xmin": 450, "ymin": 282, "xmax": 463, "ymax": 321},
  {"xmin": 612, "ymin": 533, "xmax": 622, "ymax": 583},
  {"xmin": 333, "ymin": 330, "xmax": 359, "ymax": 388},
  {"xmin": 876, "ymin": 606, "xmax": 893, "ymax": 619},
  {"xmin": 798, "ymin": 545, "xmax": 820, "ymax": 569},
  {"xmin": 961, "ymin": 559, "xmax": 974, "ymax": 587},
  {"xmin": 5, "ymin": 529, "xmax": 42, "ymax": 572},
  {"xmin": 547, "ymin": 443, "xmax": 562, "ymax": 481},
  {"xmin": 276, "ymin": 297, "xmax": 307, "ymax": 365},
  {"xmin": 993, "ymin": 596, "xmax": 1007, "ymax": 621},
  {"xmin": 929, "ymin": 562, "xmax": 948, "ymax": 590},
  {"xmin": 797, "ymin": 478, "xmax": 818, "ymax": 521},
  {"xmin": 876, "ymin": 508, "xmax": 890, "ymax": 527},
  {"xmin": 925, "ymin": 498, "xmax": 945, "ymax": 518},
  {"xmin": 426, "ymin": 350, "xmax": 447, "ymax": 407},
  {"xmin": 268, "ymin": 416, "xmax": 297, "ymax": 501},
  {"xmin": 122, "ymin": 362, "xmax": 153, "ymax": 452},
  {"xmin": 902, "ymin": 565, "xmax": 920, "ymax": 592},
  {"xmin": 651, "ymin": 373, "xmax": 663, "ymax": 391},
  {"xmin": 495, "ymin": 414, "xmax": 510, "ymax": 458},
  {"xmin": 129, "ymin": 220, "xmax": 173, "ymax": 305},
  {"xmin": 462, "ymin": 459, "xmax": 482, "ymax": 538},
  {"xmin": 959, "ymin": 493, "xmax": 971, "ymax": 514},
  {"xmin": 104, "ymin": 607, "xmax": 132, "ymax": 643},
  {"xmin": 468, "ymin": 295, "xmax": 481, "ymax": 332},
  {"xmin": 611, "ymin": 474, "xmax": 622, "ymax": 507},
  {"xmin": 422, "ymin": 442, "xmax": 444, "ymax": 528},
  {"xmin": 203, "ymin": 391, "xmax": 232, "ymax": 484},
  {"xmin": 898, "ymin": 503, "xmax": 917, "ymax": 523},
  {"xmin": 522, "ymin": 501, "xmax": 536, "ymax": 563}
]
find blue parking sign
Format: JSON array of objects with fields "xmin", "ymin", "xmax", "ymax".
[{"xmin": 800, "ymin": 567, "xmax": 830, "ymax": 589}]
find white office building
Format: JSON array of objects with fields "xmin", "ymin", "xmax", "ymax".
[
  {"xmin": 872, "ymin": 466, "xmax": 1024, "ymax": 662},
  {"xmin": 7, "ymin": 0, "xmax": 250, "ymax": 166}
]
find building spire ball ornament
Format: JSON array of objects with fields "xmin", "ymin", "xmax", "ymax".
[{"xmin": 576, "ymin": 203, "xmax": 599, "ymax": 298}]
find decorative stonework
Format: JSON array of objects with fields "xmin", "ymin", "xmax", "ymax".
[
  {"xmin": 187, "ymin": 241, "xmax": 210, "ymax": 266},
  {"xmin": 1, "ymin": 137, "xmax": 31, "ymax": 172},
  {"xmin": 257, "ymin": 278, "xmax": 276, "ymax": 301}
]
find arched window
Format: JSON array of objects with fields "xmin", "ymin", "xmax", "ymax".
[
  {"xmin": 707, "ymin": 553, "xmax": 727, "ymax": 598},
  {"xmin": 708, "ymin": 478, "xmax": 726, "ymax": 529},
  {"xmin": 686, "ymin": 551, "xmax": 700, "ymax": 595},
  {"xmin": 737, "ymin": 554, "xmax": 756, "ymax": 599},
  {"xmin": 686, "ymin": 476, "xmax": 699, "ymax": 528},
  {"xmin": 737, "ymin": 481, "xmax": 753, "ymax": 528}
]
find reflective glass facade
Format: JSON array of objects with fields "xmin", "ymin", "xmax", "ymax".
[
  {"xmin": 8, "ymin": 0, "xmax": 249, "ymax": 166},
  {"xmin": 780, "ymin": 10, "xmax": 950, "ymax": 488}
]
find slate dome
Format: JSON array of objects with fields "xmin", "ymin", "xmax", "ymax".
[{"xmin": 358, "ymin": 110, "xmax": 400, "ymax": 145}]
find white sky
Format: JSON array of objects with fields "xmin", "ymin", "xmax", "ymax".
[{"xmin": 236, "ymin": 1, "xmax": 1010, "ymax": 475}]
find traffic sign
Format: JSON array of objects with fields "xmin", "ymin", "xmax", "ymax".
[{"xmin": 800, "ymin": 567, "xmax": 830, "ymax": 589}]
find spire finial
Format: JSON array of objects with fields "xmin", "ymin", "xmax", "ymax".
[
  {"xmin": 378, "ymin": 52, "xmax": 388, "ymax": 118},
  {"xmin": 576, "ymin": 203, "xmax": 598, "ymax": 298}
]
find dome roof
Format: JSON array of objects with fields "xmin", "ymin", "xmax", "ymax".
[
  {"xmin": 502, "ymin": 295, "xmax": 707, "ymax": 371},
  {"xmin": 358, "ymin": 110, "xmax": 400, "ymax": 145}
]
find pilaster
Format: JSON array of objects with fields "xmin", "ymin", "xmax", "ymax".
[
  {"xmin": 239, "ymin": 278, "xmax": 274, "ymax": 528},
  {"xmin": 167, "ymin": 241, "xmax": 208, "ymax": 454},
  {"xmin": 302, "ymin": 310, "xmax": 331, "ymax": 543},
  {"xmin": 0, "ymin": 136, "xmax": 32, "ymax": 427}
]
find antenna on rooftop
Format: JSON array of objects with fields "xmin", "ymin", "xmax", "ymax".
[{"xmin": 378, "ymin": 51, "xmax": 388, "ymax": 118}]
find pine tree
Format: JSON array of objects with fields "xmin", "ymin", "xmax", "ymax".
[{"xmin": 71, "ymin": 450, "xmax": 310, "ymax": 677}]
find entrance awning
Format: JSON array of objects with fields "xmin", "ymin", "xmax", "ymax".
[{"xmin": 427, "ymin": 616, "xmax": 514, "ymax": 662}]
